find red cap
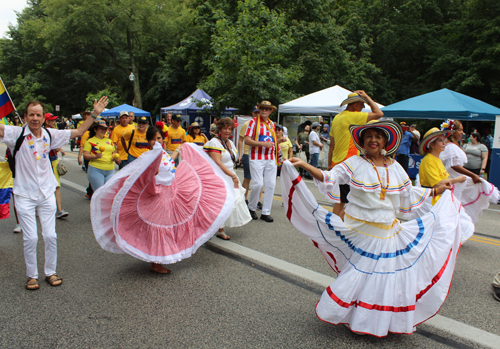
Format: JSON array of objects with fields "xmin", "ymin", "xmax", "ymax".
[{"xmin": 44, "ymin": 113, "xmax": 58, "ymax": 121}]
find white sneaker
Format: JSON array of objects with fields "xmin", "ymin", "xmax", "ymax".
[
  {"xmin": 13, "ymin": 224, "xmax": 22, "ymax": 233},
  {"xmin": 56, "ymin": 210, "xmax": 69, "ymax": 219}
]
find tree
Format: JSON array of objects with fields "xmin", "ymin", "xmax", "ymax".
[{"xmin": 200, "ymin": 0, "xmax": 301, "ymax": 114}]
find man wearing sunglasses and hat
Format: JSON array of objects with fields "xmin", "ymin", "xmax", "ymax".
[
  {"xmin": 328, "ymin": 90, "xmax": 383, "ymax": 218},
  {"xmin": 244, "ymin": 101, "xmax": 279, "ymax": 222}
]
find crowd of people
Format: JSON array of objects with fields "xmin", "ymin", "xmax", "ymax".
[{"xmin": 1, "ymin": 92, "xmax": 499, "ymax": 337}]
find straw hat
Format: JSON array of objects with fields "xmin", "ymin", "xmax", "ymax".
[
  {"xmin": 419, "ymin": 127, "xmax": 453, "ymax": 156},
  {"xmin": 256, "ymin": 100, "xmax": 277, "ymax": 111},
  {"xmin": 340, "ymin": 93, "xmax": 368, "ymax": 107},
  {"xmin": 189, "ymin": 122, "xmax": 201, "ymax": 129},
  {"xmin": 349, "ymin": 120, "xmax": 403, "ymax": 157}
]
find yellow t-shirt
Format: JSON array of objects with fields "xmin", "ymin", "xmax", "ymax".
[
  {"xmin": 122, "ymin": 129, "xmax": 149, "ymax": 158},
  {"xmin": 77, "ymin": 120, "xmax": 84, "ymax": 128},
  {"xmin": 166, "ymin": 126, "xmax": 187, "ymax": 151},
  {"xmin": 279, "ymin": 138, "xmax": 293, "ymax": 160},
  {"xmin": 84, "ymin": 136, "xmax": 116, "ymax": 171},
  {"xmin": 186, "ymin": 134, "xmax": 206, "ymax": 146},
  {"xmin": 330, "ymin": 111, "xmax": 368, "ymax": 166},
  {"xmin": 80, "ymin": 130, "xmax": 90, "ymax": 148},
  {"xmin": 111, "ymin": 124, "xmax": 135, "ymax": 160},
  {"xmin": 239, "ymin": 121, "xmax": 250, "ymax": 155},
  {"xmin": 419, "ymin": 153, "xmax": 449, "ymax": 205}
]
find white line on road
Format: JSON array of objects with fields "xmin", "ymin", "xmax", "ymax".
[{"xmin": 61, "ymin": 177, "xmax": 500, "ymax": 349}]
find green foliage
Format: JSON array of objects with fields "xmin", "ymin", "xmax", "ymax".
[
  {"xmin": 1, "ymin": 0, "xmax": 499, "ymax": 120},
  {"xmin": 86, "ymin": 88, "xmax": 121, "ymax": 110},
  {"xmin": 200, "ymin": 0, "xmax": 301, "ymax": 115}
]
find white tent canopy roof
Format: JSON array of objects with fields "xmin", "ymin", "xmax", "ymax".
[{"xmin": 278, "ymin": 85, "xmax": 384, "ymax": 115}]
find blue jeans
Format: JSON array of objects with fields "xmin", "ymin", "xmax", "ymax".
[
  {"xmin": 87, "ymin": 165, "xmax": 115, "ymax": 191},
  {"xmin": 306, "ymin": 152, "xmax": 320, "ymax": 176}
]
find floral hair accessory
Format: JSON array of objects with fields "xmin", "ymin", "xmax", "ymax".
[{"xmin": 440, "ymin": 119, "xmax": 454, "ymax": 131}]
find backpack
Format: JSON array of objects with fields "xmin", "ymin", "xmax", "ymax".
[{"xmin": 7, "ymin": 126, "xmax": 52, "ymax": 178}]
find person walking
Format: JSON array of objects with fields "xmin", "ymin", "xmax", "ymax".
[
  {"xmin": 306, "ymin": 122, "xmax": 323, "ymax": 177},
  {"xmin": 0, "ymin": 96, "xmax": 108, "ymax": 290},
  {"xmin": 165, "ymin": 115, "xmax": 186, "ymax": 166},
  {"xmin": 44, "ymin": 113, "xmax": 69, "ymax": 219},
  {"xmin": 244, "ymin": 101, "xmax": 279, "ymax": 223},
  {"xmin": 327, "ymin": 91, "xmax": 383, "ymax": 219},
  {"xmin": 396, "ymin": 122, "xmax": 418, "ymax": 175},
  {"xmin": 204, "ymin": 118, "xmax": 252, "ymax": 240},
  {"xmin": 111, "ymin": 111, "xmax": 135, "ymax": 169},
  {"xmin": 121, "ymin": 116, "xmax": 149, "ymax": 164},
  {"xmin": 463, "ymin": 132, "xmax": 488, "ymax": 176},
  {"xmin": 295, "ymin": 125, "xmax": 310, "ymax": 176},
  {"xmin": 186, "ymin": 122, "xmax": 208, "ymax": 146},
  {"xmin": 83, "ymin": 120, "xmax": 119, "ymax": 191}
]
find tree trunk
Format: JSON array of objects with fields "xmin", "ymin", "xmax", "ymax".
[{"xmin": 127, "ymin": 28, "xmax": 142, "ymax": 109}]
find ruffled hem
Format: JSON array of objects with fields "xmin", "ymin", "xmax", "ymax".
[
  {"xmin": 91, "ymin": 143, "xmax": 235, "ymax": 264},
  {"xmin": 280, "ymin": 160, "xmax": 473, "ymax": 337}
]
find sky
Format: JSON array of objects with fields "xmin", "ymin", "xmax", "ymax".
[{"xmin": 0, "ymin": 0, "xmax": 27, "ymax": 39}]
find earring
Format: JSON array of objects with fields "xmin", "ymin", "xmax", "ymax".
[{"xmin": 381, "ymin": 149, "xmax": 387, "ymax": 156}]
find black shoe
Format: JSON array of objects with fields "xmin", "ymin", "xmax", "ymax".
[
  {"xmin": 249, "ymin": 210, "xmax": 258, "ymax": 220},
  {"xmin": 260, "ymin": 214, "xmax": 274, "ymax": 223},
  {"xmin": 257, "ymin": 202, "xmax": 263, "ymax": 211},
  {"xmin": 493, "ymin": 285, "xmax": 500, "ymax": 302}
]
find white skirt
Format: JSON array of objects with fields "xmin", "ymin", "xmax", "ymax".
[{"xmin": 280, "ymin": 161, "xmax": 474, "ymax": 337}]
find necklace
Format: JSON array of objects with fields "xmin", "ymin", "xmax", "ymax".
[
  {"xmin": 216, "ymin": 136, "xmax": 235, "ymax": 163},
  {"xmin": 26, "ymin": 134, "xmax": 49, "ymax": 161},
  {"xmin": 364, "ymin": 155, "xmax": 389, "ymax": 200}
]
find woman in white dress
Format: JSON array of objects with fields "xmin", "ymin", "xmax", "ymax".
[
  {"xmin": 439, "ymin": 120, "xmax": 499, "ymax": 223},
  {"xmin": 204, "ymin": 118, "xmax": 252, "ymax": 240},
  {"xmin": 281, "ymin": 120, "xmax": 474, "ymax": 337}
]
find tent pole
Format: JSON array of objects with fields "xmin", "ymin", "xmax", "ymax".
[{"xmin": 277, "ymin": 112, "xmax": 280, "ymax": 125}]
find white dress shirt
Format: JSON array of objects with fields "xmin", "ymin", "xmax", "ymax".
[{"xmin": 2, "ymin": 125, "xmax": 71, "ymax": 200}]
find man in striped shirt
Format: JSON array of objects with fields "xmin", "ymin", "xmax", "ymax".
[{"xmin": 244, "ymin": 101, "xmax": 278, "ymax": 222}]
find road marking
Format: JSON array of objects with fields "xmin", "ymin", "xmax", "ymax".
[
  {"xmin": 469, "ymin": 237, "xmax": 500, "ymax": 247},
  {"xmin": 61, "ymin": 176, "xmax": 500, "ymax": 348}
]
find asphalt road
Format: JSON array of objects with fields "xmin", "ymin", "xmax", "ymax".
[{"xmin": 0, "ymin": 143, "xmax": 499, "ymax": 349}]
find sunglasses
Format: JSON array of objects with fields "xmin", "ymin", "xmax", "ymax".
[
  {"xmin": 259, "ymin": 107, "xmax": 273, "ymax": 112},
  {"xmin": 138, "ymin": 121, "xmax": 148, "ymax": 125}
]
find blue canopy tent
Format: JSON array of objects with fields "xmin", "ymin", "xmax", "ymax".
[
  {"xmin": 381, "ymin": 89, "xmax": 500, "ymax": 121},
  {"xmin": 160, "ymin": 89, "xmax": 237, "ymax": 134},
  {"xmin": 382, "ymin": 88, "xmax": 500, "ymax": 187},
  {"xmin": 100, "ymin": 104, "xmax": 151, "ymax": 118}
]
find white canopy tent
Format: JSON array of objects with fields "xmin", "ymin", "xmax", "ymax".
[{"xmin": 277, "ymin": 85, "xmax": 384, "ymax": 124}]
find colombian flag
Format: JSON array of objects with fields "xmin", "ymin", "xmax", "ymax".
[
  {"xmin": 0, "ymin": 79, "xmax": 15, "ymax": 119},
  {"xmin": 0, "ymin": 163, "xmax": 13, "ymax": 219}
]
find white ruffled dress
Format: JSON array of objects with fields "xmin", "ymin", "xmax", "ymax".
[
  {"xmin": 440, "ymin": 142, "xmax": 499, "ymax": 223},
  {"xmin": 280, "ymin": 156, "xmax": 474, "ymax": 337},
  {"xmin": 204, "ymin": 138, "xmax": 252, "ymax": 228}
]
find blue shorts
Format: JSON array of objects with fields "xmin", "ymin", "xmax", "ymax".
[{"xmin": 242, "ymin": 154, "xmax": 251, "ymax": 180}]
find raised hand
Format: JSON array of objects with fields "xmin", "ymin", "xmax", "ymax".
[{"xmin": 93, "ymin": 96, "xmax": 109, "ymax": 116}]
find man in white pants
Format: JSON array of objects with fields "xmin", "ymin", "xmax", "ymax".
[
  {"xmin": 244, "ymin": 100, "xmax": 278, "ymax": 223},
  {"xmin": 0, "ymin": 97, "xmax": 108, "ymax": 290}
]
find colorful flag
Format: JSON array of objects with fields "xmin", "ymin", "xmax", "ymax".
[
  {"xmin": 0, "ymin": 162, "xmax": 13, "ymax": 219},
  {"xmin": 0, "ymin": 78, "xmax": 15, "ymax": 119}
]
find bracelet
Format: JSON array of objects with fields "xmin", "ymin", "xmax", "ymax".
[
  {"xmin": 90, "ymin": 112, "xmax": 98, "ymax": 119},
  {"xmin": 232, "ymin": 176, "xmax": 237, "ymax": 179}
]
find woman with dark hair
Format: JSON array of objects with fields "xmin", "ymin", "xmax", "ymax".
[
  {"xmin": 187, "ymin": 122, "xmax": 208, "ymax": 146},
  {"xmin": 439, "ymin": 120, "xmax": 499, "ymax": 223},
  {"xmin": 280, "ymin": 120, "xmax": 473, "ymax": 337},
  {"xmin": 91, "ymin": 126, "xmax": 235, "ymax": 277},
  {"xmin": 83, "ymin": 120, "xmax": 119, "ymax": 191},
  {"xmin": 463, "ymin": 132, "xmax": 488, "ymax": 176},
  {"xmin": 204, "ymin": 118, "xmax": 251, "ymax": 240}
]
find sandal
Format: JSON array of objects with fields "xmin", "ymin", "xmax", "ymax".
[
  {"xmin": 216, "ymin": 232, "xmax": 230, "ymax": 240},
  {"xmin": 150, "ymin": 263, "xmax": 171, "ymax": 274},
  {"xmin": 26, "ymin": 278, "xmax": 39, "ymax": 290},
  {"xmin": 45, "ymin": 274, "xmax": 63, "ymax": 287}
]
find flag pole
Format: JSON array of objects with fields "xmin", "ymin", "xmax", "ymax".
[{"xmin": 0, "ymin": 76, "xmax": 22, "ymax": 124}]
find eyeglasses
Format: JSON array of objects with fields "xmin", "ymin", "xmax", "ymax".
[{"xmin": 259, "ymin": 107, "xmax": 272, "ymax": 112}]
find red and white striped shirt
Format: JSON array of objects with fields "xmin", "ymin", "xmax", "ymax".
[{"xmin": 245, "ymin": 117, "xmax": 276, "ymax": 161}]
